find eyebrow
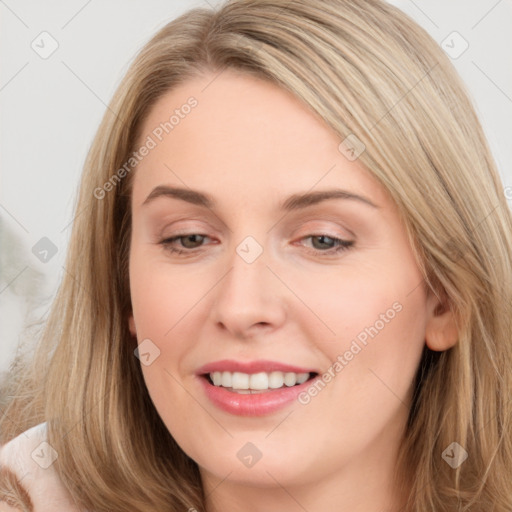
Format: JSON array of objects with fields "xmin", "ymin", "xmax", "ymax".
[{"xmin": 142, "ymin": 185, "xmax": 379, "ymax": 210}]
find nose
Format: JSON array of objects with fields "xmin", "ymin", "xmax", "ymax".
[{"xmin": 209, "ymin": 238, "xmax": 287, "ymax": 339}]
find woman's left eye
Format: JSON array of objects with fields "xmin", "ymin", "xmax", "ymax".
[
  {"xmin": 159, "ymin": 233, "xmax": 354, "ymax": 256},
  {"xmin": 300, "ymin": 234, "xmax": 354, "ymax": 254}
]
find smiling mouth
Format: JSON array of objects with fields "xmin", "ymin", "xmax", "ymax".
[{"xmin": 203, "ymin": 371, "xmax": 319, "ymax": 394}]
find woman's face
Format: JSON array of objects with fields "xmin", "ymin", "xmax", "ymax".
[{"xmin": 128, "ymin": 69, "xmax": 447, "ymax": 494}]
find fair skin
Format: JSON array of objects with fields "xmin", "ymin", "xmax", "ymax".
[
  {"xmin": 128, "ymin": 69, "xmax": 457, "ymax": 512},
  {"xmin": 0, "ymin": 504, "xmax": 21, "ymax": 512}
]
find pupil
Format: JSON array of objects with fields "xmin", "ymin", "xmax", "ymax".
[
  {"xmin": 184, "ymin": 234, "xmax": 202, "ymax": 248},
  {"xmin": 314, "ymin": 235, "xmax": 332, "ymax": 249}
]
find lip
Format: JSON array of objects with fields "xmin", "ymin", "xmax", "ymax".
[
  {"xmin": 196, "ymin": 359, "xmax": 319, "ymax": 416},
  {"xmin": 196, "ymin": 359, "xmax": 316, "ymax": 375}
]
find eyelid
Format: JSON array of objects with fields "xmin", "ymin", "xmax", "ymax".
[
  {"xmin": 157, "ymin": 218, "xmax": 355, "ymax": 242},
  {"xmin": 158, "ymin": 231, "xmax": 355, "ymax": 259},
  {"xmin": 292, "ymin": 221, "xmax": 354, "ymax": 241},
  {"xmin": 156, "ymin": 220, "xmax": 215, "ymax": 238}
]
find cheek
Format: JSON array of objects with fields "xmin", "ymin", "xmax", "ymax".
[
  {"xmin": 129, "ymin": 249, "xmax": 203, "ymax": 341},
  {"xmin": 129, "ymin": 252, "xmax": 199, "ymax": 433},
  {"xmin": 128, "ymin": 250, "xmax": 196, "ymax": 404},
  {"xmin": 288, "ymin": 269, "xmax": 427, "ymax": 465},
  {"xmin": 308, "ymin": 257, "xmax": 428, "ymax": 409},
  {"xmin": 297, "ymin": 257, "xmax": 426, "ymax": 347},
  {"xmin": 316, "ymin": 274, "xmax": 426, "ymax": 428}
]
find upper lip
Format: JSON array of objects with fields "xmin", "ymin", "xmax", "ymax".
[{"xmin": 196, "ymin": 359, "xmax": 317, "ymax": 376}]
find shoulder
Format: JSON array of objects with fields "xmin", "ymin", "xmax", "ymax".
[{"xmin": 0, "ymin": 423, "xmax": 81, "ymax": 511}]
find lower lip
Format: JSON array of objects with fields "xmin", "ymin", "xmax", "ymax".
[{"xmin": 198, "ymin": 375, "xmax": 317, "ymax": 416}]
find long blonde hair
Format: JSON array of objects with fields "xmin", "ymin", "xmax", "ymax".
[{"xmin": 2, "ymin": 0, "xmax": 511, "ymax": 510}]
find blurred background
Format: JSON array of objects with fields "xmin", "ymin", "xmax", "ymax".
[{"xmin": 1, "ymin": 0, "xmax": 511, "ymax": 376}]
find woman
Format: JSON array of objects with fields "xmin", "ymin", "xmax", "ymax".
[{"xmin": 1, "ymin": 0, "xmax": 511, "ymax": 510}]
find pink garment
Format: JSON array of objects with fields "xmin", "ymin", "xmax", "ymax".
[{"xmin": 0, "ymin": 423, "xmax": 82, "ymax": 511}]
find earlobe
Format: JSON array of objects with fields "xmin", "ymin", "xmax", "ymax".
[
  {"xmin": 128, "ymin": 314, "xmax": 137, "ymax": 338},
  {"xmin": 425, "ymin": 291, "xmax": 459, "ymax": 352}
]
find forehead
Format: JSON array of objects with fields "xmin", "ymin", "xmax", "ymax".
[{"xmin": 132, "ymin": 69, "xmax": 389, "ymax": 209}]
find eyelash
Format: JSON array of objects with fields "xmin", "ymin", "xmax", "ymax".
[{"xmin": 159, "ymin": 233, "xmax": 354, "ymax": 256}]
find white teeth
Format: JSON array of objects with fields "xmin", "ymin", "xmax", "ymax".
[
  {"xmin": 284, "ymin": 372, "xmax": 296, "ymax": 386},
  {"xmin": 249, "ymin": 372, "xmax": 268, "ymax": 390},
  {"xmin": 296, "ymin": 373, "xmax": 309, "ymax": 384},
  {"xmin": 232, "ymin": 372, "xmax": 249, "ymax": 389},
  {"xmin": 221, "ymin": 371, "xmax": 232, "ymax": 387},
  {"xmin": 209, "ymin": 371, "xmax": 311, "ymax": 391},
  {"xmin": 268, "ymin": 371, "xmax": 284, "ymax": 389}
]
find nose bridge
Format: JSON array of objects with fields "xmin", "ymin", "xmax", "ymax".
[
  {"xmin": 210, "ymin": 231, "xmax": 286, "ymax": 334},
  {"xmin": 223, "ymin": 233, "xmax": 271, "ymax": 301}
]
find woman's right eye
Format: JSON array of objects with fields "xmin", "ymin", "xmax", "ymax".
[{"xmin": 159, "ymin": 234, "xmax": 211, "ymax": 254}]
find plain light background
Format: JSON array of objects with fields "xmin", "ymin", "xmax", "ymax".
[{"xmin": 1, "ymin": 0, "xmax": 511, "ymax": 374}]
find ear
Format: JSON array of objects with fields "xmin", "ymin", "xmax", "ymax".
[
  {"xmin": 425, "ymin": 288, "xmax": 458, "ymax": 351},
  {"xmin": 128, "ymin": 314, "xmax": 137, "ymax": 338}
]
